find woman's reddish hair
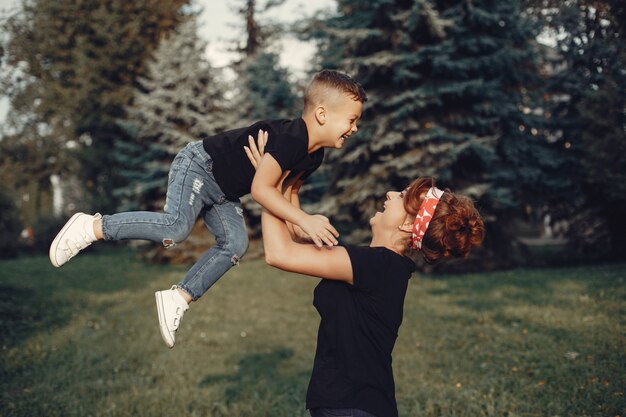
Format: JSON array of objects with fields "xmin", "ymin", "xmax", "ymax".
[{"xmin": 403, "ymin": 178, "xmax": 485, "ymax": 263}]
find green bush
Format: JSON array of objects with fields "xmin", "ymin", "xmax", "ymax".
[
  {"xmin": 31, "ymin": 215, "xmax": 70, "ymax": 253},
  {"xmin": 0, "ymin": 188, "xmax": 23, "ymax": 258}
]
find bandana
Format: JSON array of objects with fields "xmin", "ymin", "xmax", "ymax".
[{"xmin": 411, "ymin": 187, "xmax": 445, "ymax": 250}]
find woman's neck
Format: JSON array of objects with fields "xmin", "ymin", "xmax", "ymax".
[{"xmin": 370, "ymin": 233, "xmax": 406, "ymax": 256}]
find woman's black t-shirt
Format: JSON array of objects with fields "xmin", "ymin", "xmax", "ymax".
[
  {"xmin": 306, "ymin": 245, "xmax": 415, "ymax": 417},
  {"xmin": 202, "ymin": 118, "xmax": 324, "ymax": 200}
]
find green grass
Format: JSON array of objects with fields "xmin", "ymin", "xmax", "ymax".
[{"xmin": 1, "ymin": 247, "xmax": 624, "ymax": 417}]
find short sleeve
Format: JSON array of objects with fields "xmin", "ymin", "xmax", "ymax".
[
  {"xmin": 265, "ymin": 134, "xmax": 307, "ymax": 172},
  {"xmin": 345, "ymin": 246, "xmax": 387, "ymax": 292},
  {"xmin": 298, "ymin": 148, "xmax": 324, "ymax": 180}
]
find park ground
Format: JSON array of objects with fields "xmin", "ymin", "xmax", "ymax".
[{"xmin": 1, "ymin": 247, "xmax": 624, "ymax": 417}]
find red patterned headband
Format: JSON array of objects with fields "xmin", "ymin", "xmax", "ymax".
[{"xmin": 411, "ymin": 187, "xmax": 445, "ymax": 250}]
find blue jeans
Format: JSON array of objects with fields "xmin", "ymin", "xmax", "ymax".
[
  {"xmin": 310, "ymin": 408, "xmax": 378, "ymax": 417},
  {"xmin": 101, "ymin": 141, "xmax": 248, "ymax": 301}
]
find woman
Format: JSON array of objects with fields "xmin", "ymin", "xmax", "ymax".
[{"xmin": 247, "ymin": 134, "xmax": 484, "ymax": 417}]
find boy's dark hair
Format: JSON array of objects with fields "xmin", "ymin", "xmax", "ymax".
[{"xmin": 303, "ymin": 69, "xmax": 367, "ymax": 112}]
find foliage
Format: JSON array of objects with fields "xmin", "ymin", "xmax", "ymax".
[
  {"xmin": 228, "ymin": 1, "xmax": 297, "ymax": 121},
  {"xmin": 235, "ymin": 50, "xmax": 300, "ymax": 238},
  {"xmin": 229, "ymin": 0, "xmax": 288, "ymax": 59},
  {"xmin": 577, "ymin": 80, "xmax": 626, "ymax": 202},
  {"xmin": 308, "ymin": 0, "xmax": 546, "ymax": 268},
  {"xmin": 228, "ymin": 0, "xmax": 299, "ymax": 238},
  {"xmin": 1, "ymin": 249, "xmax": 624, "ymax": 416},
  {"xmin": 0, "ymin": 187, "xmax": 22, "ymax": 258},
  {"xmin": 0, "ymin": 128, "xmax": 74, "ymax": 223},
  {"xmin": 28, "ymin": 215, "xmax": 72, "ymax": 254},
  {"xmin": 524, "ymin": 0, "xmax": 626, "ymax": 257},
  {"xmin": 238, "ymin": 51, "xmax": 298, "ymax": 122},
  {"xmin": 114, "ymin": 16, "xmax": 230, "ymax": 212},
  {"xmin": 1, "ymin": 0, "xmax": 189, "ymax": 212},
  {"xmin": 572, "ymin": 79, "xmax": 626, "ymax": 255},
  {"xmin": 2, "ymin": 0, "xmax": 623, "ymax": 267}
]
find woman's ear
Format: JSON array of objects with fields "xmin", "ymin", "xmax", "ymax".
[{"xmin": 398, "ymin": 216, "xmax": 414, "ymax": 233}]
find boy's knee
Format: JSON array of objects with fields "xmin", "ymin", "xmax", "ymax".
[
  {"xmin": 162, "ymin": 238, "xmax": 177, "ymax": 248},
  {"xmin": 162, "ymin": 222, "xmax": 193, "ymax": 248},
  {"xmin": 227, "ymin": 236, "xmax": 249, "ymax": 264}
]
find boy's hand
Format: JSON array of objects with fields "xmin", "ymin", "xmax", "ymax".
[
  {"xmin": 245, "ymin": 129, "xmax": 339, "ymax": 247},
  {"xmin": 299, "ymin": 214, "xmax": 339, "ymax": 247},
  {"xmin": 292, "ymin": 214, "xmax": 329, "ymax": 242}
]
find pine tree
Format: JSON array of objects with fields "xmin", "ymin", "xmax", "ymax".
[
  {"xmin": 115, "ymin": 16, "xmax": 230, "ymax": 212},
  {"xmin": 1, "ymin": 0, "xmax": 189, "ymax": 213},
  {"xmin": 525, "ymin": 0, "xmax": 626, "ymax": 257},
  {"xmin": 0, "ymin": 127, "xmax": 67, "ymax": 222},
  {"xmin": 228, "ymin": 0, "xmax": 297, "ymax": 123},
  {"xmin": 228, "ymin": 0, "xmax": 299, "ymax": 239},
  {"xmin": 571, "ymin": 78, "xmax": 626, "ymax": 255},
  {"xmin": 239, "ymin": 52, "xmax": 298, "ymax": 121},
  {"xmin": 309, "ymin": 0, "xmax": 548, "ymax": 267}
]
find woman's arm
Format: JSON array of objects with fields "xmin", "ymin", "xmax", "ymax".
[
  {"xmin": 283, "ymin": 178, "xmax": 326, "ymax": 243},
  {"xmin": 245, "ymin": 132, "xmax": 330, "ymax": 244},
  {"xmin": 249, "ymin": 142, "xmax": 339, "ymax": 248},
  {"xmin": 262, "ymin": 196, "xmax": 353, "ymax": 284},
  {"xmin": 246, "ymin": 131, "xmax": 353, "ymax": 283}
]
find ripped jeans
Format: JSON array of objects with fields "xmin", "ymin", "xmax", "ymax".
[{"xmin": 101, "ymin": 141, "xmax": 248, "ymax": 301}]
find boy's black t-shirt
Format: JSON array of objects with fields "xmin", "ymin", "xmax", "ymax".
[
  {"xmin": 202, "ymin": 118, "xmax": 324, "ymax": 200},
  {"xmin": 306, "ymin": 245, "xmax": 415, "ymax": 417}
]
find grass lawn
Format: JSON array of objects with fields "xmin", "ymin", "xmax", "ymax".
[{"xmin": 1, "ymin": 247, "xmax": 624, "ymax": 417}]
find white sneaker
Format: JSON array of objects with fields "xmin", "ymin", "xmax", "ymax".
[
  {"xmin": 155, "ymin": 286, "xmax": 189, "ymax": 348},
  {"xmin": 49, "ymin": 213, "xmax": 101, "ymax": 267}
]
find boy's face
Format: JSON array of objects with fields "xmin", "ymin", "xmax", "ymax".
[{"xmin": 322, "ymin": 93, "xmax": 363, "ymax": 149}]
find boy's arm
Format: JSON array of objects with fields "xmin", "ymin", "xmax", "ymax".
[
  {"xmin": 277, "ymin": 174, "xmax": 301, "ymax": 241},
  {"xmin": 288, "ymin": 179, "xmax": 328, "ymax": 243},
  {"xmin": 245, "ymin": 133, "xmax": 325, "ymax": 243},
  {"xmin": 245, "ymin": 132, "xmax": 300, "ymax": 240},
  {"xmin": 281, "ymin": 178, "xmax": 324, "ymax": 243},
  {"xmin": 261, "ymin": 171, "xmax": 353, "ymax": 284},
  {"xmin": 248, "ymin": 136, "xmax": 339, "ymax": 248},
  {"xmin": 244, "ymin": 130, "xmax": 322, "ymax": 243}
]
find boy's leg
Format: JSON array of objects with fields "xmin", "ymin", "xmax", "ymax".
[
  {"xmin": 178, "ymin": 199, "xmax": 249, "ymax": 301},
  {"xmin": 101, "ymin": 147, "xmax": 213, "ymax": 243},
  {"xmin": 49, "ymin": 142, "xmax": 218, "ymax": 267},
  {"xmin": 155, "ymin": 199, "xmax": 247, "ymax": 348}
]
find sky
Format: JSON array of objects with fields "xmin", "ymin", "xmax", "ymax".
[
  {"xmin": 0, "ymin": 0, "xmax": 337, "ymax": 124},
  {"xmin": 198, "ymin": 0, "xmax": 335, "ymax": 74}
]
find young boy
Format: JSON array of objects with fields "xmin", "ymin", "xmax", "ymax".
[{"xmin": 49, "ymin": 69, "xmax": 367, "ymax": 348}]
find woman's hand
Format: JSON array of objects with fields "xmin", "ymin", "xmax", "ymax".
[
  {"xmin": 244, "ymin": 129, "xmax": 268, "ymax": 170},
  {"xmin": 244, "ymin": 129, "xmax": 300, "ymax": 193},
  {"xmin": 245, "ymin": 129, "xmax": 338, "ymax": 247}
]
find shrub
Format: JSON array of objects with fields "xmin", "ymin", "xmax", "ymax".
[{"xmin": 0, "ymin": 188, "xmax": 23, "ymax": 259}]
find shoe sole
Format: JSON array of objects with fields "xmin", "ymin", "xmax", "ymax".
[
  {"xmin": 49, "ymin": 212, "xmax": 84, "ymax": 268},
  {"xmin": 155, "ymin": 292, "xmax": 175, "ymax": 349}
]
